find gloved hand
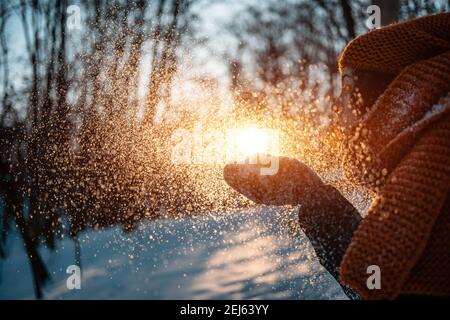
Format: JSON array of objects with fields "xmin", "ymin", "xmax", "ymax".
[
  {"xmin": 223, "ymin": 156, "xmax": 325, "ymax": 206},
  {"xmin": 223, "ymin": 156, "xmax": 362, "ymax": 299}
]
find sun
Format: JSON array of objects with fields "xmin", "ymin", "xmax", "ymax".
[{"xmin": 235, "ymin": 128, "xmax": 270, "ymax": 156}]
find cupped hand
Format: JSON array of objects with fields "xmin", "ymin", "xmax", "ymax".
[{"xmin": 223, "ymin": 156, "xmax": 324, "ymax": 206}]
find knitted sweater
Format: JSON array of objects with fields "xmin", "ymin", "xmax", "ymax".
[{"xmin": 338, "ymin": 13, "xmax": 450, "ymax": 299}]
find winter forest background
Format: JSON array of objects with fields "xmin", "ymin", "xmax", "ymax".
[{"xmin": 0, "ymin": 0, "xmax": 448, "ymax": 299}]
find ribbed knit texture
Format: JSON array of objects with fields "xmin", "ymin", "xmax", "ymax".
[
  {"xmin": 339, "ymin": 13, "xmax": 450, "ymax": 75},
  {"xmin": 341, "ymin": 114, "xmax": 450, "ymax": 299},
  {"xmin": 338, "ymin": 13, "xmax": 450, "ymax": 299},
  {"xmin": 343, "ymin": 52, "xmax": 450, "ymax": 187}
]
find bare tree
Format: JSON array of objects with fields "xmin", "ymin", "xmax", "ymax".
[{"xmin": 0, "ymin": 0, "xmax": 204, "ymax": 299}]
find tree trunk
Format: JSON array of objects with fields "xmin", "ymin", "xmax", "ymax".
[{"xmin": 340, "ymin": 0, "xmax": 356, "ymax": 40}]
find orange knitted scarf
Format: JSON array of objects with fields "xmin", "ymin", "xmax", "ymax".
[{"xmin": 338, "ymin": 13, "xmax": 450, "ymax": 299}]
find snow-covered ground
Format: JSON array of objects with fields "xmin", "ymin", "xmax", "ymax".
[{"xmin": 0, "ymin": 208, "xmax": 347, "ymax": 300}]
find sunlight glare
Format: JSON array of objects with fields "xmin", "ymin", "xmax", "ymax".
[{"xmin": 236, "ymin": 128, "xmax": 270, "ymax": 157}]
